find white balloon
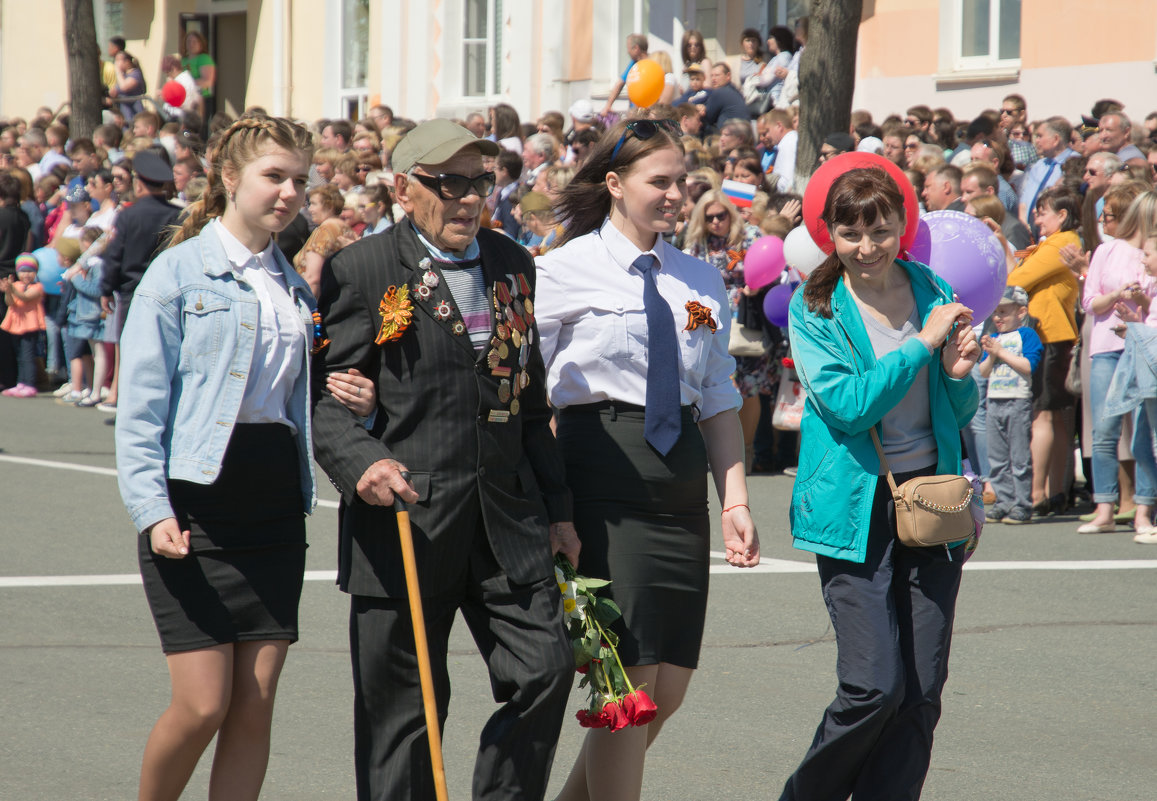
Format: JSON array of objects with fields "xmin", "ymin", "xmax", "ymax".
[{"xmin": 783, "ymin": 225, "xmax": 828, "ymax": 275}]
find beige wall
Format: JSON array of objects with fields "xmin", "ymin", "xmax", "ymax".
[{"xmin": 1, "ymin": 0, "xmax": 69, "ymax": 114}]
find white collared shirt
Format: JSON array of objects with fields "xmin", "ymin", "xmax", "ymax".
[
  {"xmin": 213, "ymin": 219, "xmax": 307, "ymax": 431},
  {"xmin": 535, "ymin": 218, "xmax": 741, "ymax": 419}
]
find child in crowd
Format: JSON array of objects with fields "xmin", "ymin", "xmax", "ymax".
[
  {"xmin": 980, "ymin": 285, "xmax": 1043, "ymax": 524},
  {"xmin": 63, "ymin": 228, "xmax": 109, "ymax": 407},
  {"xmin": 0, "ymin": 254, "xmax": 46, "ymax": 397},
  {"xmin": 51, "ymin": 238, "xmax": 90, "ymax": 403}
]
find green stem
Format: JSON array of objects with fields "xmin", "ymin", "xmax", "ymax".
[{"xmin": 590, "ymin": 615, "xmax": 635, "ymax": 695}]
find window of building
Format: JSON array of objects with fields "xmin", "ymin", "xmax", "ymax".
[
  {"xmin": 955, "ymin": 0, "xmax": 1020, "ymax": 67},
  {"xmin": 339, "ymin": 0, "xmax": 369, "ymax": 118},
  {"xmin": 463, "ymin": 0, "xmax": 502, "ymax": 98}
]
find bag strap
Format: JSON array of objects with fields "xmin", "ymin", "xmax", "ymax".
[{"xmin": 869, "ymin": 427, "xmax": 902, "ymax": 499}]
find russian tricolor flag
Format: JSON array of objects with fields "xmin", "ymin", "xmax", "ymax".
[{"xmin": 721, "ymin": 178, "xmax": 756, "ymax": 209}]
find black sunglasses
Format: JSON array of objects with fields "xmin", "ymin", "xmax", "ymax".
[
  {"xmin": 410, "ymin": 171, "xmax": 496, "ymax": 200},
  {"xmin": 610, "ymin": 118, "xmax": 682, "ymax": 163},
  {"xmin": 705, "ymin": 211, "xmax": 730, "ymax": 223}
]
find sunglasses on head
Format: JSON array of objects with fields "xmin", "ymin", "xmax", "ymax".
[
  {"xmin": 410, "ymin": 171, "xmax": 496, "ymax": 200},
  {"xmin": 609, "ymin": 118, "xmax": 682, "ymax": 163}
]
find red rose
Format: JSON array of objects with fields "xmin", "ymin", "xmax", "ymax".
[
  {"xmin": 602, "ymin": 699, "xmax": 630, "ymax": 732},
  {"xmin": 622, "ymin": 690, "xmax": 658, "ymax": 726},
  {"xmin": 576, "ymin": 708, "xmax": 607, "ymax": 729},
  {"xmin": 781, "ymin": 357, "xmax": 795, "ymax": 368},
  {"xmin": 576, "ymin": 663, "xmax": 589, "ymax": 675}
]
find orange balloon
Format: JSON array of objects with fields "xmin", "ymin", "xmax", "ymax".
[{"xmin": 626, "ymin": 59, "xmax": 665, "ymax": 107}]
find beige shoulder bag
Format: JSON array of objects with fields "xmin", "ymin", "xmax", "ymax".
[{"xmin": 869, "ymin": 428, "xmax": 974, "ymax": 547}]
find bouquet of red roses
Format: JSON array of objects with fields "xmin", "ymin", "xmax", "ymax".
[{"xmin": 554, "ymin": 556, "xmax": 658, "ymax": 731}]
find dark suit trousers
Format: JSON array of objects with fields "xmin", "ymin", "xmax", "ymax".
[
  {"xmin": 349, "ymin": 525, "xmax": 572, "ymax": 801},
  {"xmin": 779, "ymin": 466, "xmax": 964, "ymax": 801}
]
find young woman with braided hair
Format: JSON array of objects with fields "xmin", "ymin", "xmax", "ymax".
[{"xmin": 116, "ymin": 114, "xmax": 372, "ymax": 800}]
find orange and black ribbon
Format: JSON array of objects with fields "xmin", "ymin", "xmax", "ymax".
[{"xmin": 684, "ymin": 300, "xmax": 718, "ymax": 333}]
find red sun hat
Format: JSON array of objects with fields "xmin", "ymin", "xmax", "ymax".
[{"xmin": 801, "ymin": 151, "xmax": 920, "ymax": 256}]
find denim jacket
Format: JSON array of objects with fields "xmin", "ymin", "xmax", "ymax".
[
  {"xmin": 787, "ymin": 260, "xmax": 979, "ymax": 563},
  {"xmin": 1104, "ymin": 323, "xmax": 1157, "ymax": 418},
  {"xmin": 115, "ymin": 222, "xmax": 318, "ymax": 533},
  {"xmin": 68, "ymin": 255, "xmax": 105, "ymax": 327}
]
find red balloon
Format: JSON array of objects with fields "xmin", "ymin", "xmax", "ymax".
[
  {"xmin": 801, "ymin": 151, "xmax": 919, "ymax": 255},
  {"xmin": 161, "ymin": 80, "xmax": 186, "ymax": 108}
]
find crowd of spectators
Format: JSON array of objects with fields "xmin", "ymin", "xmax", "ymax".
[{"xmin": 3, "ymin": 22, "xmax": 1157, "ymax": 537}]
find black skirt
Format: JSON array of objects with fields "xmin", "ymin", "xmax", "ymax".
[
  {"xmin": 139, "ymin": 424, "xmax": 307, "ymax": 653},
  {"xmin": 557, "ymin": 403, "xmax": 710, "ymax": 669}
]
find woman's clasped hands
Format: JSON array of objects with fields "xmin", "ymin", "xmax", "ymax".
[{"xmin": 918, "ymin": 301, "xmax": 980, "ymax": 379}]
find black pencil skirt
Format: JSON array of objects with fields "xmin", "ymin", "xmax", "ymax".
[
  {"xmin": 557, "ymin": 403, "xmax": 710, "ymax": 669},
  {"xmin": 139, "ymin": 424, "xmax": 307, "ymax": 654}
]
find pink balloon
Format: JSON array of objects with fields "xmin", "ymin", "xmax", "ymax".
[
  {"xmin": 762, "ymin": 282, "xmax": 796, "ymax": 328},
  {"xmin": 743, "ymin": 235, "xmax": 786, "ymax": 292},
  {"xmin": 921, "ymin": 210, "xmax": 1008, "ymax": 320},
  {"xmin": 906, "ymin": 218, "xmax": 932, "ymax": 263}
]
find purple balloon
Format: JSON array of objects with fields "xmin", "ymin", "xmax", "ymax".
[
  {"xmin": 907, "ymin": 218, "xmax": 932, "ymax": 264},
  {"xmin": 920, "ymin": 210, "xmax": 1008, "ymax": 321},
  {"xmin": 744, "ymin": 235, "xmax": 786, "ymax": 292},
  {"xmin": 763, "ymin": 282, "xmax": 796, "ymax": 328}
]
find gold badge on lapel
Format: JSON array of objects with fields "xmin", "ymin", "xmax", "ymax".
[{"xmin": 375, "ymin": 284, "xmax": 414, "ymax": 344}]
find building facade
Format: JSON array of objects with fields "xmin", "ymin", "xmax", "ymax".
[{"xmin": 0, "ymin": 1, "xmax": 1153, "ymax": 128}]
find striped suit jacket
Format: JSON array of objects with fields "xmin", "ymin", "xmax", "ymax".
[{"xmin": 311, "ymin": 220, "xmax": 572, "ymax": 598}]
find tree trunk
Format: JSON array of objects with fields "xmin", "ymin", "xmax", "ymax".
[
  {"xmin": 794, "ymin": 0, "xmax": 864, "ymax": 193},
  {"xmin": 62, "ymin": 0, "xmax": 105, "ymax": 140}
]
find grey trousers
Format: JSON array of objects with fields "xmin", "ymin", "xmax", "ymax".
[
  {"xmin": 986, "ymin": 396, "xmax": 1033, "ymax": 514},
  {"xmin": 779, "ymin": 466, "xmax": 964, "ymax": 801}
]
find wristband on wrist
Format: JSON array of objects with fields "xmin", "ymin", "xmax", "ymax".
[{"xmin": 722, "ymin": 503, "xmax": 750, "ymax": 515}]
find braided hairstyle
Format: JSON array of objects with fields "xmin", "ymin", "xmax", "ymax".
[{"xmin": 168, "ymin": 113, "xmax": 315, "ymax": 247}]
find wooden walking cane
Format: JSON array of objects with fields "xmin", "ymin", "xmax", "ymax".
[{"xmin": 394, "ymin": 472, "xmax": 450, "ymax": 801}]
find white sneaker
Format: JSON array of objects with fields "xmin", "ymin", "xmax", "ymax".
[
  {"xmin": 1133, "ymin": 529, "xmax": 1157, "ymax": 544},
  {"xmin": 100, "ymin": 387, "xmax": 110, "ymax": 400},
  {"xmin": 53, "ymin": 382, "xmax": 73, "ymax": 398}
]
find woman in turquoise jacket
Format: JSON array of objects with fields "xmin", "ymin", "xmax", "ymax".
[{"xmin": 777, "ymin": 168, "xmax": 979, "ymax": 801}]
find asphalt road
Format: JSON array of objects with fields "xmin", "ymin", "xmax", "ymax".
[{"xmin": 2, "ymin": 393, "xmax": 1156, "ymax": 800}]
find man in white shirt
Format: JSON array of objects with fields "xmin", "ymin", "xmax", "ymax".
[
  {"xmin": 1018, "ymin": 116, "xmax": 1077, "ymax": 235},
  {"xmin": 758, "ymin": 108, "xmax": 797, "ymax": 192}
]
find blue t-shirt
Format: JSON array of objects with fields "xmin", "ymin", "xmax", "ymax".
[{"xmin": 981, "ymin": 326, "xmax": 1042, "ymax": 399}]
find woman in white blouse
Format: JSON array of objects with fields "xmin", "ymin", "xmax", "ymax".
[
  {"xmin": 537, "ymin": 117, "xmax": 760, "ymax": 801},
  {"xmin": 116, "ymin": 115, "xmax": 373, "ymax": 801}
]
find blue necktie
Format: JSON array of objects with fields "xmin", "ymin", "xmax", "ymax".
[{"xmin": 635, "ymin": 254, "xmax": 681, "ymax": 455}]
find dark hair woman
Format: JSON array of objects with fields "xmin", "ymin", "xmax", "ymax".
[
  {"xmin": 489, "ymin": 102, "xmax": 523, "ymax": 153},
  {"xmin": 538, "ymin": 116, "xmax": 760, "ymax": 800},
  {"xmin": 783, "ymin": 167, "xmax": 980, "ymax": 800}
]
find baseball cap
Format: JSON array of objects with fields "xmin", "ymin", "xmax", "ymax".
[
  {"xmin": 55, "ymin": 238, "xmax": 83, "ymax": 264},
  {"xmin": 519, "ymin": 191, "xmax": 551, "ymax": 214},
  {"xmin": 65, "ymin": 185, "xmax": 91, "ymax": 205},
  {"xmin": 391, "ymin": 119, "xmax": 499, "ymax": 175},
  {"xmin": 1001, "ymin": 286, "xmax": 1029, "ymax": 307},
  {"xmin": 569, "ymin": 99, "xmax": 597, "ymax": 124}
]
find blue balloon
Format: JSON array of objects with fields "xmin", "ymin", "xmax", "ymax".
[{"xmin": 32, "ymin": 246, "xmax": 64, "ymax": 296}]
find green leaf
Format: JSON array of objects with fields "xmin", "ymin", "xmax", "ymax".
[
  {"xmin": 577, "ymin": 577, "xmax": 611, "ymax": 593},
  {"xmin": 602, "ymin": 629, "xmax": 619, "ymax": 648},
  {"xmin": 593, "ymin": 598, "xmax": 622, "ymax": 626}
]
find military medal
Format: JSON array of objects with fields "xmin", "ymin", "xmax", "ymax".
[
  {"xmin": 498, "ymin": 379, "xmax": 512, "ymax": 404},
  {"xmin": 509, "ymin": 398, "xmax": 521, "ymax": 416},
  {"xmin": 452, "ymin": 321, "xmax": 467, "ymax": 336},
  {"xmin": 422, "ymin": 270, "xmax": 439, "ymax": 289},
  {"xmin": 511, "ymin": 313, "xmax": 527, "ymax": 333},
  {"xmin": 516, "ymin": 274, "xmax": 531, "ymax": 296},
  {"xmin": 495, "ymin": 281, "xmax": 512, "ymax": 305},
  {"xmin": 518, "ymin": 371, "xmax": 530, "ymax": 390},
  {"xmin": 488, "ymin": 410, "xmax": 510, "ymax": 423},
  {"xmin": 416, "ymin": 283, "xmax": 432, "ymax": 301},
  {"xmin": 524, "ymin": 297, "xmax": 534, "ymax": 315},
  {"xmin": 496, "ymin": 322, "xmax": 511, "ymax": 341},
  {"xmin": 492, "ymin": 366, "xmax": 512, "ymax": 377},
  {"xmin": 512, "ymin": 298, "xmax": 524, "ymax": 317},
  {"xmin": 519, "ymin": 343, "xmax": 529, "ymax": 367},
  {"xmin": 434, "ymin": 300, "xmax": 453, "ymax": 320},
  {"xmin": 487, "ymin": 349, "xmax": 501, "ymax": 369},
  {"xmin": 511, "ymin": 328, "xmax": 523, "ymax": 348}
]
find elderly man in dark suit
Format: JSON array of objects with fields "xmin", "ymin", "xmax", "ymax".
[{"xmin": 312, "ymin": 119, "xmax": 579, "ymax": 801}]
